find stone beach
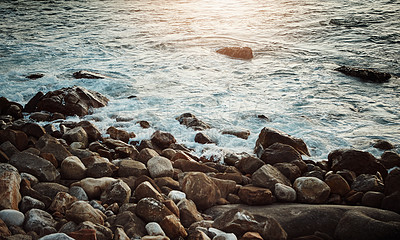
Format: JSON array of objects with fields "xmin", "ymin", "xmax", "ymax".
[{"xmin": 0, "ymin": 86, "xmax": 399, "ymax": 240}]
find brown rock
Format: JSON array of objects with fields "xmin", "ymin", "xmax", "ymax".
[
  {"xmin": 138, "ymin": 148, "xmax": 159, "ymax": 164},
  {"xmin": 293, "ymin": 177, "xmax": 331, "ymax": 204},
  {"xmin": 161, "ymin": 148, "xmax": 176, "ymax": 160},
  {"xmin": 258, "ymin": 143, "xmax": 302, "ymax": 165},
  {"xmin": 222, "ymin": 129, "xmax": 251, "ymax": 140},
  {"xmin": 68, "ymin": 228, "xmax": 97, "ymax": 240},
  {"xmin": 216, "ymin": 47, "xmax": 254, "ymax": 60},
  {"xmin": 109, "ymin": 211, "xmax": 146, "ymax": 239},
  {"xmin": 351, "ymin": 174, "xmax": 384, "ymax": 193},
  {"xmin": 21, "ymin": 122, "xmax": 46, "ymax": 139},
  {"xmin": 254, "ymin": 127, "xmax": 310, "ymax": 156},
  {"xmin": 32, "ymin": 182, "xmax": 69, "ymax": 199},
  {"xmin": 76, "ymin": 221, "xmax": 113, "ymax": 240},
  {"xmin": 176, "ymin": 113, "xmax": 211, "ymax": 131},
  {"xmin": 381, "ymin": 191, "xmax": 400, "ymax": 213},
  {"xmin": 181, "ymin": 172, "xmax": 222, "ymax": 210},
  {"xmin": 117, "ymin": 159, "xmax": 148, "ymax": 177},
  {"xmin": 361, "ymin": 191, "xmax": 385, "ymax": 208},
  {"xmin": 327, "ymin": 149, "xmax": 387, "ymax": 178},
  {"xmin": 211, "ymin": 177, "xmax": 237, "ymax": 199},
  {"xmin": 134, "ymin": 181, "xmax": 164, "ymax": 202},
  {"xmin": 380, "ymin": 151, "xmax": 400, "ymax": 169},
  {"xmin": 238, "ymin": 185, "xmax": 274, "ymax": 205},
  {"xmin": 0, "ymin": 129, "xmax": 28, "ymax": 151},
  {"xmin": 61, "ymin": 156, "xmax": 86, "ymax": 180},
  {"xmin": 154, "ymin": 177, "xmax": 180, "ymax": 191},
  {"xmin": 82, "ymin": 155, "xmax": 117, "ymax": 178},
  {"xmin": 77, "ymin": 121, "xmax": 102, "ymax": 143},
  {"xmin": 159, "ymin": 215, "xmax": 187, "ymax": 239},
  {"xmin": 214, "ymin": 171, "xmax": 243, "ymax": 184},
  {"xmin": 100, "ymin": 179, "xmax": 131, "ymax": 205},
  {"xmin": 324, "ymin": 174, "xmax": 350, "ymax": 196},
  {"xmin": 0, "ymin": 149, "xmax": 8, "ymax": 163},
  {"xmin": 151, "ymin": 130, "xmax": 176, "ymax": 149},
  {"xmin": 345, "ymin": 191, "xmax": 364, "ymax": 205},
  {"xmin": 177, "ymin": 199, "xmax": 203, "ymax": 228},
  {"xmin": 236, "ymin": 156, "xmax": 265, "ymax": 175},
  {"xmin": 173, "ymin": 159, "xmax": 218, "ymax": 173},
  {"xmin": 195, "ymin": 132, "xmax": 214, "ymax": 144},
  {"xmin": 39, "ymin": 152, "xmax": 58, "ymax": 168},
  {"xmin": 106, "ymin": 126, "xmax": 132, "ymax": 143},
  {"xmin": 241, "ymin": 232, "xmax": 263, "ymax": 240},
  {"xmin": 385, "ymin": 168, "xmax": 400, "ymax": 195},
  {"xmin": 252, "ymin": 164, "xmax": 291, "ymax": 191},
  {"xmin": 273, "ymin": 162, "xmax": 301, "ymax": 182},
  {"xmin": 29, "ymin": 86, "xmax": 109, "ymax": 116},
  {"xmin": 36, "ymin": 134, "xmax": 72, "ymax": 163},
  {"xmin": 49, "ymin": 192, "xmax": 78, "ymax": 214},
  {"xmin": 73, "ymin": 70, "xmax": 107, "ymax": 79},
  {"xmin": 0, "ymin": 164, "xmax": 21, "ymax": 210},
  {"xmin": 372, "ymin": 139, "xmax": 394, "ymax": 150},
  {"xmin": 136, "ymin": 197, "xmax": 174, "ymax": 223},
  {"xmin": 66, "ymin": 201, "xmax": 105, "ymax": 225},
  {"xmin": 114, "ymin": 227, "xmax": 130, "ymax": 240},
  {"xmin": 63, "ymin": 126, "xmax": 88, "ymax": 147},
  {"xmin": 71, "ymin": 177, "xmax": 116, "ymax": 199},
  {"xmin": 0, "ymin": 219, "xmax": 11, "ymax": 239}
]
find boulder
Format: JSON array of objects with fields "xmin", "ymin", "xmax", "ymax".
[
  {"xmin": 238, "ymin": 185, "xmax": 274, "ymax": 205},
  {"xmin": 293, "ymin": 177, "xmax": 331, "ymax": 204},
  {"xmin": 147, "ymin": 156, "xmax": 174, "ymax": 178},
  {"xmin": 372, "ymin": 139, "xmax": 394, "ymax": 150},
  {"xmin": 0, "ymin": 129, "xmax": 28, "ymax": 151},
  {"xmin": 380, "ymin": 151, "xmax": 400, "ymax": 169},
  {"xmin": 211, "ymin": 177, "xmax": 237, "ymax": 199},
  {"xmin": 252, "ymin": 164, "xmax": 291, "ymax": 191},
  {"xmin": 173, "ymin": 159, "xmax": 218, "ymax": 173},
  {"xmin": 49, "ymin": 192, "xmax": 77, "ymax": 214},
  {"xmin": 100, "ymin": 179, "xmax": 131, "ymax": 205},
  {"xmin": 195, "ymin": 132, "xmax": 214, "ymax": 144},
  {"xmin": 32, "ymin": 182, "xmax": 69, "ymax": 199},
  {"xmin": 381, "ymin": 191, "xmax": 400, "ymax": 213},
  {"xmin": 138, "ymin": 148, "xmax": 159, "ymax": 164},
  {"xmin": 63, "ymin": 127, "xmax": 88, "ymax": 147},
  {"xmin": 151, "ymin": 130, "xmax": 176, "ymax": 149},
  {"xmin": 65, "ymin": 201, "xmax": 105, "ymax": 225},
  {"xmin": 155, "ymin": 177, "xmax": 180, "ymax": 191},
  {"xmin": 327, "ymin": 149, "xmax": 387, "ymax": 178},
  {"xmin": 259, "ymin": 143, "xmax": 302, "ymax": 165},
  {"xmin": 0, "ymin": 163, "xmax": 21, "ymax": 210},
  {"xmin": 61, "ymin": 156, "xmax": 86, "ymax": 180},
  {"xmin": 159, "ymin": 214, "xmax": 187, "ymax": 239},
  {"xmin": 324, "ymin": 174, "xmax": 350, "ymax": 196},
  {"xmin": 385, "ymin": 168, "xmax": 400, "ymax": 195},
  {"xmin": 136, "ymin": 198, "xmax": 174, "ymax": 223},
  {"xmin": 0, "ymin": 209, "xmax": 24, "ymax": 227},
  {"xmin": 236, "ymin": 156, "xmax": 265, "ymax": 175},
  {"xmin": 21, "ymin": 122, "xmax": 46, "ymax": 138},
  {"xmin": 117, "ymin": 159, "xmax": 148, "ymax": 177},
  {"xmin": 24, "ymin": 208, "xmax": 57, "ymax": 234},
  {"xmin": 134, "ymin": 181, "xmax": 164, "ymax": 202},
  {"xmin": 334, "ymin": 210, "xmax": 400, "ymax": 240},
  {"xmin": 176, "ymin": 113, "xmax": 211, "ymax": 131},
  {"xmin": 76, "ymin": 221, "xmax": 112, "ymax": 240},
  {"xmin": 36, "ymin": 134, "xmax": 72, "ymax": 163},
  {"xmin": 181, "ymin": 172, "xmax": 222, "ymax": 210},
  {"xmin": 82, "ymin": 156, "xmax": 116, "ymax": 178},
  {"xmin": 254, "ymin": 128, "xmax": 310, "ymax": 156},
  {"xmin": 361, "ymin": 191, "xmax": 385, "ymax": 208},
  {"xmin": 216, "ymin": 47, "xmax": 254, "ymax": 60},
  {"xmin": 273, "ymin": 162, "xmax": 301, "ymax": 182},
  {"xmin": 69, "ymin": 186, "xmax": 89, "ymax": 201},
  {"xmin": 274, "ymin": 183, "xmax": 297, "ymax": 202},
  {"xmin": 108, "ymin": 211, "xmax": 146, "ymax": 239},
  {"xmin": 26, "ymin": 86, "xmax": 108, "ymax": 117},
  {"xmin": 73, "ymin": 70, "xmax": 107, "ymax": 79},
  {"xmin": 177, "ymin": 199, "xmax": 203, "ymax": 228},
  {"xmin": 168, "ymin": 190, "xmax": 186, "ymax": 203},
  {"xmin": 77, "ymin": 121, "xmax": 102, "ymax": 143},
  {"xmin": 334, "ymin": 66, "xmax": 391, "ymax": 83},
  {"xmin": 71, "ymin": 177, "xmax": 117, "ymax": 199},
  {"xmin": 351, "ymin": 174, "xmax": 384, "ymax": 193},
  {"xmin": 106, "ymin": 126, "xmax": 132, "ymax": 143},
  {"xmin": 26, "ymin": 73, "xmax": 44, "ymax": 80}
]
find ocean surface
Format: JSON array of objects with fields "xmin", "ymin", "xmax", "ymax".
[{"xmin": 1, "ymin": 0, "xmax": 399, "ymax": 161}]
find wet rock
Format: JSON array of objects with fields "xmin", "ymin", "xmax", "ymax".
[
  {"xmin": 255, "ymin": 128, "xmax": 310, "ymax": 156},
  {"xmin": 258, "ymin": 143, "xmax": 303, "ymax": 165},
  {"xmin": 63, "ymin": 127, "xmax": 88, "ymax": 147},
  {"xmin": 385, "ymin": 168, "xmax": 400, "ymax": 195},
  {"xmin": 351, "ymin": 174, "xmax": 384, "ymax": 193},
  {"xmin": 24, "ymin": 209, "xmax": 57, "ymax": 235},
  {"xmin": 238, "ymin": 185, "xmax": 274, "ymax": 205},
  {"xmin": 71, "ymin": 177, "xmax": 116, "ymax": 199},
  {"xmin": 334, "ymin": 66, "xmax": 391, "ymax": 83},
  {"xmin": 236, "ymin": 156, "xmax": 265, "ymax": 175},
  {"xmin": 252, "ymin": 164, "xmax": 291, "ymax": 191},
  {"xmin": 0, "ymin": 129, "xmax": 28, "ymax": 151},
  {"xmin": 60, "ymin": 156, "xmax": 86, "ymax": 180},
  {"xmin": 274, "ymin": 183, "xmax": 297, "ymax": 202},
  {"xmin": 159, "ymin": 214, "xmax": 187, "ymax": 239},
  {"xmin": 151, "ymin": 130, "xmax": 176, "ymax": 149},
  {"xmin": 109, "ymin": 211, "xmax": 146, "ymax": 239},
  {"xmin": 372, "ymin": 139, "xmax": 394, "ymax": 150},
  {"xmin": 0, "ymin": 163, "xmax": 21, "ymax": 210},
  {"xmin": 36, "ymin": 134, "xmax": 72, "ymax": 163},
  {"xmin": 222, "ymin": 129, "xmax": 251, "ymax": 140},
  {"xmin": 0, "ymin": 209, "xmax": 24, "ymax": 227},
  {"xmin": 73, "ymin": 70, "xmax": 107, "ymax": 79},
  {"xmin": 177, "ymin": 199, "xmax": 203, "ymax": 228},
  {"xmin": 327, "ymin": 149, "xmax": 387, "ymax": 178},
  {"xmin": 324, "ymin": 174, "xmax": 350, "ymax": 196},
  {"xmin": 30, "ymin": 112, "xmax": 51, "ymax": 122},
  {"xmin": 381, "ymin": 191, "xmax": 400, "ymax": 213},
  {"xmin": 380, "ymin": 151, "xmax": 400, "ymax": 169},
  {"xmin": 68, "ymin": 186, "xmax": 89, "ymax": 201},
  {"xmin": 161, "ymin": 148, "xmax": 176, "ymax": 160},
  {"xmin": 293, "ymin": 177, "xmax": 331, "ymax": 204},
  {"xmin": 26, "ymin": 73, "xmax": 45, "ymax": 80},
  {"xmin": 273, "ymin": 162, "xmax": 301, "ymax": 182},
  {"xmin": 147, "ymin": 156, "xmax": 174, "ymax": 178},
  {"xmin": 195, "ymin": 132, "xmax": 214, "ymax": 144},
  {"xmin": 103, "ymin": 138, "xmax": 139, "ymax": 159},
  {"xmin": 49, "ymin": 192, "xmax": 77, "ymax": 214},
  {"xmin": 106, "ymin": 126, "xmax": 133, "ymax": 143},
  {"xmin": 0, "ymin": 97, "xmax": 23, "ymax": 120},
  {"xmin": 136, "ymin": 197, "xmax": 174, "ymax": 223},
  {"xmin": 361, "ymin": 191, "xmax": 385, "ymax": 208},
  {"xmin": 216, "ymin": 47, "xmax": 254, "ymax": 60},
  {"xmin": 134, "ymin": 181, "xmax": 164, "ymax": 202},
  {"xmin": 334, "ymin": 210, "xmax": 400, "ymax": 240},
  {"xmin": 27, "ymin": 86, "xmax": 109, "ymax": 117},
  {"xmin": 181, "ymin": 172, "xmax": 222, "ymax": 210},
  {"xmin": 65, "ymin": 201, "xmax": 105, "ymax": 225},
  {"xmin": 117, "ymin": 159, "xmax": 148, "ymax": 177},
  {"xmin": 176, "ymin": 113, "xmax": 211, "ymax": 131},
  {"xmin": 20, "ymin": 196, "xmax": 45, "ymax": 213},
  {"xmin": 32, "ymin": 182, "xmax": 68, "ymax": 200}
]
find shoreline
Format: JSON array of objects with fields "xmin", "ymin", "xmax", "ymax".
[{"xmin": 0, "ymin": 86, "xmax": 399, "ymax": 240}]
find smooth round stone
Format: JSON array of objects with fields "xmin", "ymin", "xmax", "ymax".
[
  {"xmin": 69, "ymin": 186, "xmax": 89, "ymax": 201},
  {"xmin": 0, "ymin": 209, "xmax": 25, "ymax": 226}
]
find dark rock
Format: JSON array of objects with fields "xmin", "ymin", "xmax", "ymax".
[
  {"xmin": 100, "ymin": 179, "xmax": 131, "ymax": 205},
  {"xmin": 351, "ymin": 174, "xmax": 384, "ymax": 193},
  {"xmin": 334, "ymin": 210, "xmax": 400, "ymax": 240},
  {"xmin": 381, "ymin": 191, "xmax": 400, "ymax": 213},
  {"xmin": 75, "ymin": 221, "xmax": 112, "ymax": 240},
  {"xmin": 176, "ymin": 113, "xmax": 211, "ymax": 131},
  {"xmin": 29, "ymin": 112, "xmax": 51, "ymax": 122},
  {"xmin": 345, "ymin": 191, "xmax": 364, "ymax": 205},
  {"xmin": 216, "ymin": 47, "xmax": 254, "ymax": 60},
  {"xmin": 106, "ymin": 126, "xmax": 132, "ymax": 143},
  {"xmin": 181, "ymin": 172, "xmax": 222, "ymax": 210},
  {"xmin": 9, "ymin": 152, "xmax": 59, "ymax": 182},
  {"xmin": 173, "ymin": 159, "xmax": 218, "ymax": 173},
  {"xmin": 136, "ymin": 197, "xmax": 174, "ymax": 223},
  {"xmin": 252, "ymin": 164, "xmax": 291, "ymax": 191},
  {"xmin": 293, "ymin": 177, "xmax": 331, "ymax": 204},
  {"xmin": 77, "ymin": 121, "xmax": 102, "ymax": 143},
  {"xmin": 0, "ymin": 163, "xmax": 21, "ymax": 210},
  {"xmin": 24, "ymin": 209, "xmax": 57, "ymax": 235},
  {"xmin": 82, "ymin": 156, "xmax": 117, "ymax": 178},
  {"xmin": 259, "ymin": 143, "xmax": 303, "ymax": 165},
  {"xmin": 222, "ymin": 129, "xmax": 251, "ymax": 140},
  {"xmin": 32, "ymin": 182, "xmax": 68, "ymax": 199},
  {"xmin": 151, "ymin": 130, "xmax": 176, "ymax": 149},
  {"xmin": 238, "ymin": 185, "xmax": 274, "ymax": 205},
  {"xmin": 48, "ymin": 192, "xmax": 77, "ymax": 214},
  {"xmin": 236, "ymin": 156, "xmax": 265, "ymax": 175},
  {"xmin": 327, "ymin": 149, "xmax": 387, "ymax": 178},
  {"xmin": 335, "ymin": 66, "xmax": 391, "ymax": 83},
  {"xmin": 0, "ymin": 129, "xmax": 28, "ymax": 151},
  {"xmin": 336, "ymin": 170, "xmax": 356, "ymax": 185},
  {"xmin": 385, "ymin": 168, "xmax": 400, "ymax": 195},
  {"xmin": 195, "ymin": 132, "xmax": 214, "ymax": 144},
  {"xmin": 72, "ymin": 70, "xmax": 107, "ymax": 79},
  {"xmin": 380, "ymin": 151, "xmax": 400, "ymax": 169},
  {"xmin": 108, "ymin": 211, "xmax": 146, "ymax": 239},
  {"xmin": 255, "ymin": 128, "xmax": 310, "ymax": 156},
  {"xmin": 372, "ymin": 139, "xmax": 394, "ymax": 150},
  {"xmin": 273, "ymin": 162, "xmax": 301, "ymax": 182},
  {"xmin": 26, "ymin": 73, "xmax": 44, "ymax": 80},
  {"xmin": 324, "ymin": 174, "xmax": 350, "ymax": 196},
  {"xmin": 138, "ymin": 120, "xmax": 151, "ymax": 129},
  {"xmin": 21, "ymin": 122, "xmax": 46, "ymax": 139},
  {"xmin": 20, "ymin": 196, "xmax": 45, "ymax": 213},
  {"xmin": 67, "ymin": 229, "xmax": 96, "ymax": 240},
  {"xmin": 36, "ymin": 134, "xmax": 72, "ymax": 163},
  {"xmin": 27, "ymin": 86, "xmax": 108, "ymax": 117},
  {"xmin": 361, "ymin": 191, "xmax": 385, "ymax": 208},
  {"xmin": 0, "ymin": 219, "xmax": 11, "ymax": 239}
]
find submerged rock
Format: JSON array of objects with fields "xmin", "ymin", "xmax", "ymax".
[
  {"xmin": 176, "ymin": 113, "xmax": 211, "ymax": 131},
  {"xmin": 335, "ymin": 66, "xmax": 391, "ymax": 83},
  {"xmin": 216, "ymin": 47, "xmax": 254, "ymax": 60},
  {"xmin": 73, "ymin": 70, "xmax": 107, "ymax": 79}
]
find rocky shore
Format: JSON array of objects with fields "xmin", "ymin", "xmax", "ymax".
[{"xmin": 0, "ymin": 86, "xmax": 399, "ymax": 240}]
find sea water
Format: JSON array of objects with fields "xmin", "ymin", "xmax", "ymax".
[{"xmin": 0, "ymin": 0, "xmax": 399, "ymax": 161}]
